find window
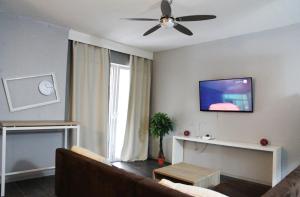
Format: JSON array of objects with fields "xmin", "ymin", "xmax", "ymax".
[{"xmin": 108, "ymin": 51, "xmax": 131, "ymax": 161}]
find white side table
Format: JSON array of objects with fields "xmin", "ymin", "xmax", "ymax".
[{"xmin": 0, "ymin": 121, "xmax": 80, "ymax": 197}]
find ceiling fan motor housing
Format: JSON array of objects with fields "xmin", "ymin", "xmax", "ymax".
[{"xmin": 160, "ymin": 17, "xmax": 175, "ymax": 28}]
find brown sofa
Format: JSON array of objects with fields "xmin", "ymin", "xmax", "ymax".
[
  {"xmin": 55, "ymin": 148, "xmax": 300, "ymax": 197},
  {"xmin": 55, "ymin": 148, "xmax": 191, "ymax": 197}
]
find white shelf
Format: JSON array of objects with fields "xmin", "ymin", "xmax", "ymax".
[
  {"xmin": 172, "ymin": 135, "xmax": 282, "ymax": 186},
  {"xmin": 174, "ymin": 135, "xmax": 281, "ymax": 152}
]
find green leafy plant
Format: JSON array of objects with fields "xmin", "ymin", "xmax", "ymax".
[{"xmin": 150, "ymin": 112, "xmax": 174, "ymax": 160}]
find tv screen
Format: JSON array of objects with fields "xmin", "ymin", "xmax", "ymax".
[{"xmin": 199, "ymin": 77, "xmax": 253, "ymax": 112}]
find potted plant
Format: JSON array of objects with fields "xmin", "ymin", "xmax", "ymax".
[{"xmin": 150, "ymin": 112, "xmax": 174, "ymax": 165}]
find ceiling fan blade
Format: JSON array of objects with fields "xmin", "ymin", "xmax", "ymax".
[
  {"xmin": 173, "ymin": 23, "xmax": 193, "ymax": 36},
  {"xmin": 161, "ymin": 0, "xmax": 172, "ymax": 17},
  {"xmin": 176, "ymin": 15, "xmax": 216, "ymax": 22},
  {"xmin": 143, "ymin": 24, "xmax": 161, "ymax": 36},
  {"xmin": 122, "ymin": 18, "xmax": 159, "ymax": 21}
]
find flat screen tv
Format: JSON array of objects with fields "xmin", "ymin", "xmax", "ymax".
[{"xmin": 199, "ymin": 77, "xmax": 253, "ymax": 112}]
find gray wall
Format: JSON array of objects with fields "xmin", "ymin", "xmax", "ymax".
[
  {"xmin": 0, "ymin": 13, "xmax": 68, "ymax": 179},
  {"xmin": 151, "ymin": 23, "xmax": 300, "ymax": 185}
]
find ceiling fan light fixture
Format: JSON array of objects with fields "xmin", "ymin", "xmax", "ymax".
[{"xmin": 160, "ymin": 17, "xmax": 174, "ymax": 28}]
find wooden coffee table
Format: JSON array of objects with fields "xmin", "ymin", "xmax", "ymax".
[{"xmin": 153, "ymin": 162, "xmax": 220, "ymax": 188}]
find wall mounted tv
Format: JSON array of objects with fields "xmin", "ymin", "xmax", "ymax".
[{"xmin": 199, "ymin": 77, "xmax": 253, "ymax": 112}]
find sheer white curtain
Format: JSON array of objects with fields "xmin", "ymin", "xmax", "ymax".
[
  {"xmin": 108, "ymin": 63, "xmax": 130, "ymax": 161},
  {"xmin": 121, "ymin": 56, "xmax": 152, "ymax": 161},
  {"xmin": 70, "ymin": 41, "xmax": 109, "ymax": 156}
]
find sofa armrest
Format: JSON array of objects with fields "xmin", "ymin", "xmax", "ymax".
[{"xmin": 262, "ymin": 165, "xmax": 300, "ymax": 197}]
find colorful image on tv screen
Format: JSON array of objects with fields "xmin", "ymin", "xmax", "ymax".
[{"xmin": 199, "ymin": 78, "xmax": 253, "ymax": 112}]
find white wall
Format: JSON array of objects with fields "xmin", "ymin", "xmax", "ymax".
[
  {"xmin": 0, "ymin": 13, "xmax": 69, "ymax": 180},
  {"xmin": 151, "ymin": 23, "xmax": 300, "ymax": 185}
]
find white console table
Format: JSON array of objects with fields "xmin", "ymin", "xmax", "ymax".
[
  {"xmin": 0, "ymin": 121, "xmax": 80, "ymax": 197},
  {"xmin": 172, "ymin": 136, "xmax": 282, "ymax": 187}
]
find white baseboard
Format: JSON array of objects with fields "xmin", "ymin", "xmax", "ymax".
[{"xmin": 5, "ymin": 168, "xmax": 55, "ymax": 183}]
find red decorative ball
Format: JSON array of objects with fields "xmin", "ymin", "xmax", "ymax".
[
  {"xmin": 260, "ymin": 138, "xmax": 269, "ymax": 146},
  {"xmin": 184, "ymin": 130, "xmax": 190, "ymax": 136}
]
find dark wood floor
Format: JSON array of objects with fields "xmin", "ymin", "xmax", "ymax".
[
  {"xmin": 3, "ymin": 159, "xmax": 270, "ymax": 197},
  {"xmin": 113, "ymin": 159, "xmax": 170, "ymax": 178},
  {"xmin": 3, "ymin": 176, "xmax": 55, "ymax": 197}
]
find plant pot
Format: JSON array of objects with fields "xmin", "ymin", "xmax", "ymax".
[
  {"xmin": 158, "ymin": 157, "xmax": 165, "ymax": 166},
  {"xmin": 158, "ymin": 151, "xmax": 165, "ymax": 166}
]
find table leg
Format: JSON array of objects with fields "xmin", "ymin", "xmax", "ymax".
[
  {"xmin": 272, "ymin": 148, "xmax": 282, "ymax": 186},
  {"xmin": 76, "ymin": 125, "xmax": 80, "ymax": 146},
  {"xmin": 64, "ymin": 128, "xmax": 68, "ymax": 149},
  {"xmin": 172, "ymin": 137, "xmax": 184, "ymax": 164},
  {"xmin": 1, "ymin": 128, "xmax": 6, "ymax": 197}
]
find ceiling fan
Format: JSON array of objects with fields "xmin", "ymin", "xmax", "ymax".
[{"xmin": 123, "ymin": 0, "xmax": 216, "ymax": 36}]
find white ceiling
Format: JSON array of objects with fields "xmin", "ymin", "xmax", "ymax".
[{"xmin": 1, "ymin": 0, "xmax": 300, "ymax": 52}]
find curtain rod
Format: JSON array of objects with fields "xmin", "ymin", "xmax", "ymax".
[{"xmin": 69, "ymin": 29, "xmax": 153, "ymax": 60}]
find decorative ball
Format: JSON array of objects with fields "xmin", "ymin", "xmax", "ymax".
[
  {"xmin": 184, "ymin": 130, "xmax": 190, "ymax": 136},
  {"xmin": 260, "ymin": 138, "xmax": 269, "ymax": 146}
]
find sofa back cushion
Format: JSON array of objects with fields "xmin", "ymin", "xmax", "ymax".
[
  {"xmin": 159, "ymin": 179, "xmax": 228, "ymax": 197},
  {"xmin": 135, "ymin": 178, "xmax": 192, "ymax": 197},
  {"xmin": 70, "ymin": 146, "xmax": 111, "ymax": 166}
]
